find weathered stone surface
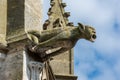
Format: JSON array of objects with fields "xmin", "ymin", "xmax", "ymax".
[
  {"xmin": 6, "ymin": 0, "xmax": 43, "ymax": 43},
  {"xmin": 0, "ymin": 0, "xmax": 7, "ymax": 44},
  {"xmin": 7, "ymin": 0, "xmax": 25, "ymax": 40},
  {"xmin": 50, "ymin": 59, "xmax": 70, "ymax": 75},
  {"xmin": 50, "ymin": 50, "xmax": 74, "ymax": 75},
  {"xmin": 4, "ymin": 51, "xmax": 23, "ymax": 80},
  {"xmin": 0, "ymin": 40, "xmax": 26, "ymax": 80},
  {"xmin": 0, "ymin": 51, "xmax": 23, "ymax": 80},
  {"xmin": 25, "ymin": 0, "xmax": 43, "ymax": 31}
]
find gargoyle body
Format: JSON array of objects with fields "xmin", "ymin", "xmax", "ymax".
[{"xmin": 26, "ymin": 23, "xmax": 96, "ymax": 61}]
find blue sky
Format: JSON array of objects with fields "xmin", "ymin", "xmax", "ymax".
[{"xmin": 43, "ymin": 0, "xmax": 120, "ymax": 80}]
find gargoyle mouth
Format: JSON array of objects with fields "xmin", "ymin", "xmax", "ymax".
[{"xmin": 90, "ymin": 34, "xmax": 96, "ymax": 42}]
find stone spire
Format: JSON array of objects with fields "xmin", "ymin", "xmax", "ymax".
[{"xmin": 43, "ymin": 0, "xmax": 73, "ymax": 30}]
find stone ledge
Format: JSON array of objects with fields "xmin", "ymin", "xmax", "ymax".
[
  {"xmin": 7, "ymin": 33, "xmax": 27, "ymax": 44},
  {"xmin": 55, "ymin": 74, "xmax": 77, "ymax": 80}
]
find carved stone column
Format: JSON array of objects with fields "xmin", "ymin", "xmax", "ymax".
[
  {"xmin": 28, "ymin": 61, "xmax": 44, "ymax": 80},
  {"xmin": 23, "ymin": 51, "xmax": 45, "ymax": 80},
  {"xmin": 0, "ymin": 52, "xmax": 6, "ymax": 68}
]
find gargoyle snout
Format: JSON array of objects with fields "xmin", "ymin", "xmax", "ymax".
[
  {"xmin": 90, "ymin": 30, "xmax": 96, "ymax": 42},
  {"xmin": 90, "ymin": 34, "xmax": 96, "ymax": 42},
  {"xmin": 92, "ymin": 34, "xmax": 96, "ymax": 39}
]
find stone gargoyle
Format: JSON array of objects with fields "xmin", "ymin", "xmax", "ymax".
[{"xmin": 26, "ymin": 23, "xmax": 96, "ymax": 61}]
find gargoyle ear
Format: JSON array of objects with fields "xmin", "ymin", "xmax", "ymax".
[{"xmin": 78, "ymin": 23, "xmax": 85, "ymax": 30}]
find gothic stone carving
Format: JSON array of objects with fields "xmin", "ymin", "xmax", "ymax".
[
  {"xmin": 26, "ymin": 23, "xmax": 96, "ymax": 61},
  {"xmin": 28, "ymin": 61, "xmax": 44, "ymax": 80}
]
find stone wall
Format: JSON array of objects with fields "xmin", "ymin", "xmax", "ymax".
[
  {"xmin": 0, "ymin": 0, "xmax": 77, "ymax": 80},
  {"xmin": 0, "ymin": 40, "xmax": 26, "ymax": 80},
  {"xmin": 0, "ymin": 0, "xmax": 7, "ymax": 44}
]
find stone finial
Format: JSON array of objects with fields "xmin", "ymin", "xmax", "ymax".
[
  {"xmin": 43, "ymin": 20, "xmax": 50, "ymax": 30},
  {"xmin": 64, "ymin": 12, "xmax": 70, "ymax": 18},
  {"xmin": 67, "ymin": 22, "xmax": 74, "ymax": 26},
  {"xmin": 47, "ymin": 8, "xmax": 53, "ymax": 16},
  {"xmin": 61, "ymin": 3, "xmax": 67, "ymax": 7},
  {"xmin": 50, "ymin": 1, "xmax": 55, "ymax": 6}
]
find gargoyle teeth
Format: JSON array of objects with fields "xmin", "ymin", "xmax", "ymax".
[{"xmin": 90, "ymin": 38, "xmax": 95, "ymax": 42}]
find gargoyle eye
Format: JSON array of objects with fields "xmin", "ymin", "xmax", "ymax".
[{"xmin": 92, "ymin": 31, "xmax": 96, "ymax": 33}]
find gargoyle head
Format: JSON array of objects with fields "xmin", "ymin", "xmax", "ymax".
[{"xmin": 78, "ymin": 23, "xmax": 96, "ymax": 42}]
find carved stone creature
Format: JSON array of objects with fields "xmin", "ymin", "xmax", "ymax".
[{"xmin": 26, "ymin": 23, "xmax": 96, "ymax": 61}]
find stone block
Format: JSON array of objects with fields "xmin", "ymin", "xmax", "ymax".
[
  {"xmin": 6, "ymin": 0, "xmax": 43, "ymax": 43},
  {"xmin": 0, "ymin": 0, "xmax": 7, "ymax": 44}
]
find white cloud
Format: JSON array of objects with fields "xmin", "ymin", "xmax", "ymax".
[
  {"xmin": 63, "ymin": 0, "xmax": 120, "ymax": 80},
  {"xmin": 43, "ymin": 0, "xmax": 120, "ymax": 80},
  {"xmin": 113, "ymin": 61, "xmax": 120, "ymax": 80}
]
